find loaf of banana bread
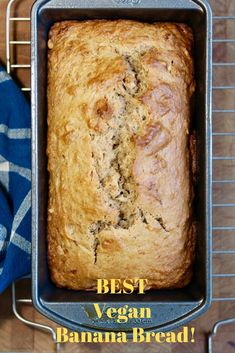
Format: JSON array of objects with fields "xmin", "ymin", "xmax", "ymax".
[{"xmin": 47, "ymin": 20, "xmax": 195, "ymax": 290}]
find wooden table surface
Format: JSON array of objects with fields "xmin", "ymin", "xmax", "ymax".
[{"xmin": 0, "ymin": 0, "xmax": 235, "ymax": 352}]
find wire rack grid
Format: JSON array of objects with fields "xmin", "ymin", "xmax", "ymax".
[{"xmin": 4, "ymin": 0, "xmax": 235, "ymax": 352}]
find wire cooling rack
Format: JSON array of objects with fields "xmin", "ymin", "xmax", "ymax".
[{"xmin": 4, "ymin": 0, "xmax": 235, "ymax": 352}]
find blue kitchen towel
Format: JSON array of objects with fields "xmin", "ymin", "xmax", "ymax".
[{"xmin": 0, "ymin": 67, "xmax": 31, "ymax": 293}]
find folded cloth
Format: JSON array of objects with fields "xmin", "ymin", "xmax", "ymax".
[{"xmin": 0, "ymin": 67, "xmax": 31, "ymax": 293}]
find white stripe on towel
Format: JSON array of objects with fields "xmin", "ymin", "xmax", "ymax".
[
  {"xmin": 0, "ymin": 155, "xmax": 31, "ymax": 181},
  {"xmin": 0, "ymin": 71, "xmax": 11, "ymax": 84},
  {"xmin": 11, "ymin": 232, "xmax": 31, "ymax": 254},
  {"xmin": 10, "ymin": 190, "xmax": 31, "ymax": 246},
  {"xmin": 0, "ymin": 124, "xmax": 31, "ymax": 139}
]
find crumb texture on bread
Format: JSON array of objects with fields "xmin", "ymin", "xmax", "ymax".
[{"xmin": 47, "ymin": 20, "xmax": 195, "ymax": 290}]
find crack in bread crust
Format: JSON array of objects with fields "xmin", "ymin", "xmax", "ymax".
[{"xmin": 87, "ymin": 52, "xmax": 172, "ymax": 256}]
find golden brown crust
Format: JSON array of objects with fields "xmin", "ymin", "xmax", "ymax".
[{"xmin": 47, "ymin": 20, "xmax": 195, "ymax": 290}]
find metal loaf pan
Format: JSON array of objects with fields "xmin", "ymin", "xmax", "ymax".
[{"xmin": 31, "ymin": 0, "xmax": 212, "ymax": 333}]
